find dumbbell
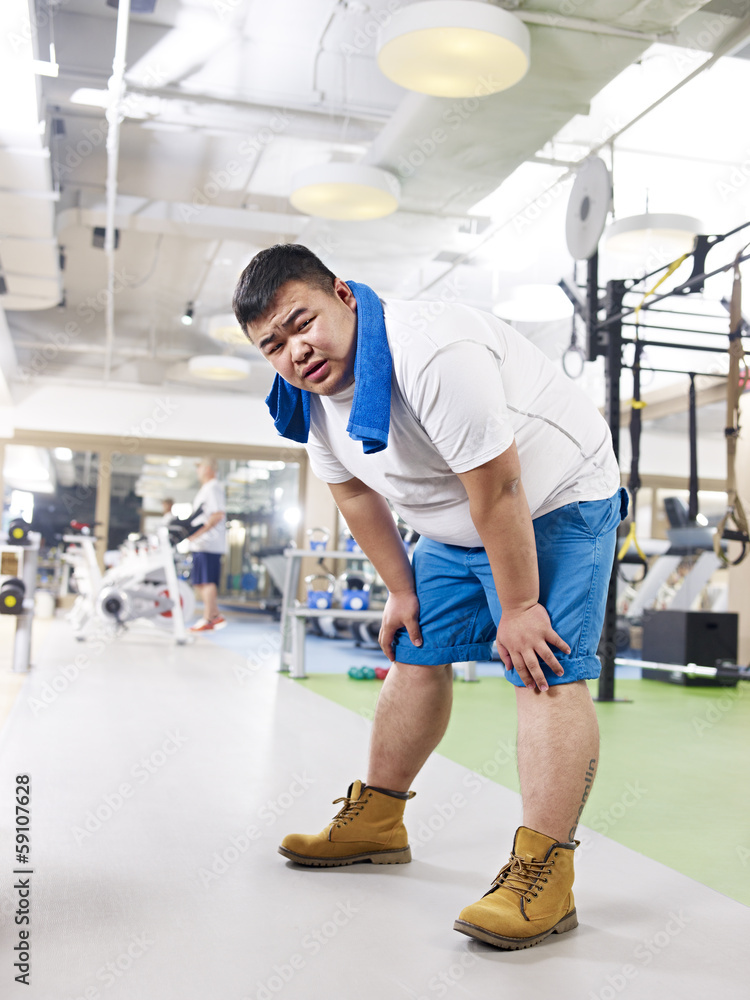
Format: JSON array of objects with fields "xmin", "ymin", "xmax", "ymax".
[
  {"xmin": 8, "ymin": 519, "xmax": 29, "ymax": 545},
  {"xmin": 0, "ymin": 577, "xmax": 25, "ymax": 614}
]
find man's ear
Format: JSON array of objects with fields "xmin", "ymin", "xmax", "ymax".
[{"xmin": 333, "ymin": 277, "xmax": 357, "ymax": 312}]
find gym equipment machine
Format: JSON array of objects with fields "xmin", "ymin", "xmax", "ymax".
[
  {"xmin": 1, "ymin": 520, "xmax": 40, "ymax": 673},
  {"xmin": 64, "ymin": 526, "xmax": 193, "ymax": 643}
]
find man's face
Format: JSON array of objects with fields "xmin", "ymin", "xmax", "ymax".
[
  {"xmin": 245, "ymin": 278, "xmax": 357, "ymax": 395},
  {"xmin": 196, "ymin": 462, "xmax": 213, "ymax": 483}
]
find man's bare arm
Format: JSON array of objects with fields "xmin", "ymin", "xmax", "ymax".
[
  {"xmin": 457, "ymin": 442, "xmax": 569, "ymax": 690},
  {"xmin": 328, "ymin": 478, "xmax": 422, "ymax": 660},
  {"xmin": 188, "ymin": 510, "xmax": 224, "ymax": 542}
]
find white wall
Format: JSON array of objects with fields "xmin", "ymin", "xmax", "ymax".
[{"xmin": 8, "ymin": 380, "xmax": 304, "ymax": 453}]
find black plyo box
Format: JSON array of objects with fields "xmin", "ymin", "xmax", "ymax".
[{"xmin": 642, "ymin": 610, "xmax": 738, "ymax": 669}]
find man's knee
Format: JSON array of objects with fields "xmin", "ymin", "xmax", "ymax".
[{"xmin": 393, "ymin": 660, "xmax": 450, "ymax": 679}]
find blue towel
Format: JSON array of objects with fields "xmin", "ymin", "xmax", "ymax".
[{"xmin": 265, "ymin": 280, "xmax": 392, "ymax": 454}]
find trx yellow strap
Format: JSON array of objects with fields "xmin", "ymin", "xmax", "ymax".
[
  {"xmin": 624, "ymin": 255, "xmax": 687, "ymax": 565},
  {"xmin": 622, "ymin": 339, "xmax": 647, "ymax": 566},
  {"xmin": 618, "ymin": 520, "xmax": 647, "ymax": 563},
  {"xmin": 633, "ymin": 253, "xmax": 690, "ymax": 326},
  {"xmin": 714, "ymin": 249, "xmax": 749, "ymax": 565}
]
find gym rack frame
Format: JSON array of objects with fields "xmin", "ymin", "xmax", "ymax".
[{"xmin": 565, "ymin": 221, "xmax": 750, "ymax": 701}]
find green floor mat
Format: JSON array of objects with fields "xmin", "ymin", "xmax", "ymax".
[{"xmin": 291, "ymin": 673, "xmax": 750, "ymax": 906}]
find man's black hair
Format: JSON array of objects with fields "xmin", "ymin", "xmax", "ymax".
[{"xmin": 232, "ymin": 244, "xmax": 337, "ymax": 334}]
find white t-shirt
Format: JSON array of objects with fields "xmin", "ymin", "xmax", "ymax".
[
  {"xmin": 190, "ymin": 478, "xmax": 227, "ymax": 554},
  {"xmin": 306, "ymin": 299, "xmax": 621, "ymax": 548}
]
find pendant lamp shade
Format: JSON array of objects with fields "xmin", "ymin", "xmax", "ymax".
[
  {"xmin": 603, "ymin": 213, "xmax": 701, "ymax": 257},
  {"xmin": 188, "ymin": 355, "xmax": 251, "ymax": 381},
  {"xmin": 377, "ymin": 0, "xmax": 530, "ymax": 98},
  {"xmin": 290, "ymin": 163, "xmax": 400, "ymax": 221}
]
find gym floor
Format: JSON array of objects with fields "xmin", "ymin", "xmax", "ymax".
[{"xmin": 0, "ymin": 611, "xmax": 747, "ymax": 999}]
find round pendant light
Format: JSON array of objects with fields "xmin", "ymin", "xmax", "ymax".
[
  {"xmin": 290, "ymin": 163, "xmax": 400, "ymax": 221},
  {"xmin": 188, "ymin": 355, "xmax": 251, "ymax": 381},
  {"xmin": 603, "ymin": 213, "xmax": 702, "ymax": 257},
  {"xmin": 208, "ymin": 313, "xmax": 248, "ymax": 346},
  {"xmin": 377, "ymin": 0, "xmax": 530, "ymax": 98}
]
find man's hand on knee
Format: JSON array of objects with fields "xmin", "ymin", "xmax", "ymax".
[
  {"xmin": 496, "ymin": 603, "xmax": 569, "ymax": 691},
  {"xmin": 379, "ymin": 591, "xmax": 422, "ymax": 661}
]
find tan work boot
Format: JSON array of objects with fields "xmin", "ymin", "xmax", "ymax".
[
  {"xmin": 454, "ymin": 826, "xmax": 579, "ymax": 950},
  {"xmin": 278, "ymin": 780, "xmax": 415, "ymax": 867}
]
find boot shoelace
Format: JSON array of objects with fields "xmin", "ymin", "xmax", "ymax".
[
  {"xmin": 490, "ymin": 853, "xmax": 553, "ymax": 902},
  {"xmin": 331, "ymin": 793, "xmax": 367, "ymax": 827}
]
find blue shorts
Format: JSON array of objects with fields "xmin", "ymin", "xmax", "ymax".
[
  {"xmin": 393, "ymin": 488, "xmax": 628, "ymax": 686},
  {"xmin": 191, "ymin": 551, "xmax": 222, "ymax": 586}
]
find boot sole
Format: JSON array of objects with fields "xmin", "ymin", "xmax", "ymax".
[
  {"xmin": 453, "ymin": 909, "xmax": 578, "ymax": 950},
  {"xmin": 278, "ymin": 845, "xmax": 412, "ymax": 867}
]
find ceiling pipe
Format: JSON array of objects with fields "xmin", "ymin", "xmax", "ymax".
[
  {"xmin": 513, "ymin": 10, "xmax": 665, "ymax": 44},
  {"xmin": 12, "ymin": 341, "xmax": 196, "ymax": 358},
  {"xmin": 103, "ymin": 0, "xmax": 132, "ymax": 383}
]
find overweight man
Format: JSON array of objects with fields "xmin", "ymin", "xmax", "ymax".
[{"xmin": 232, "ymin": 244, "xmax": 625, "ymax": 950}]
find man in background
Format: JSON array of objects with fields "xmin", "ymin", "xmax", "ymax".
[
  {"xmin": 159, "ymin": 497, "xmax": 175, "ymax": 526},
  {"xmin": 187, "ymin": 458, "xmax": 227, "ymax": 632}
]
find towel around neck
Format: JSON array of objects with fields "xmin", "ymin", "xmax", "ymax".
[{"xmin": 264, "ymin": 280, "xmax": 392, "ymax": 454}]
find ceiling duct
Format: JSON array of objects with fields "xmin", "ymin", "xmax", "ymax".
[{"xmin": 0, "ymin": 0, "xmax": 61, "ymax": 311}]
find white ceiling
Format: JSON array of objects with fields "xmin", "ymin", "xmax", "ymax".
[{"xmin": 1, "ymin": 0, "xmax": 749, "ymax": 398}]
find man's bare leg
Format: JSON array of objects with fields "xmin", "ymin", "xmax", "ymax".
[
  {"xmin": 515, "ymin": 679, "xmax": 599, "ymax": 843},
  {"xmin": 367, "ymin": 662, "xmax": 453, "ymax": 792},
  {"xmin": 203, "ymin": 582, "xmax": 219, "ymax": 621}
]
